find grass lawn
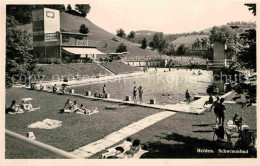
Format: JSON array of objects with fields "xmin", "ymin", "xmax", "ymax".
[
  {"xmin": 38, "ymin": 63, "xmax": 113, "ymax": 81},
  {"xmin": 5, "ymin": 88, "xmax": 161, "ymax": 158},
  {"xmin": 92, "ymin": 103, "xmax": 256, "ymax": 158}
]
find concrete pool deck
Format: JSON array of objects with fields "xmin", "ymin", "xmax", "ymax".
[{"xmin": 37, "ymin": 89, "xmax": 233, "ymax": 115}]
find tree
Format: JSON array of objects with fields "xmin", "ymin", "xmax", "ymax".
[
  {"xmin": 245, "ymin": 3, "xmax": 256, "ymax": 16},
  {"xmin": 7, "ymin": 5, "xmax": 33, "ymax": 24},
  {"xmin": 7, "ymin": 5, "xmax": 66, "ymax": 25},
  {"xmin": 116, "ymin": 28, "xmax": 126, "ymax": 38},
  {"xmin": 116, "ymin": 43, "xmax": 127, "ymax": 53},
  {"xmin": 152, "ymin": 33, "xmax": 167, "ymax": 54},
  {"xmin": 177, "ymin": 44, "xmax": 187, "ymax": 55},
  {"xmin": 209, "ymin": 26, "xmax": 234, "ymax": 43},
  {"xmin": 237, "ymin": 29, "xmax": 256, "ymax": 71},
  {"xmin": 75, "ymin": 4, "xmax": 91, "ymax": 17},
  {"xmin": 67, "ymin": 4, "xmax": 72, "ymax": 10},
  {"xmin": 6, "ymin": 16, "xmax": 40, "ymax": 88},
  {"xmin": 141, "ymin": 38, "xmax": 147, "ymax": 49},
  {"xmin": 127, "ymin": 31, "xmax": 135, "ymax": 41},
  {"xmin": 235, "ymin": 3, "xmax": 256, "ymax": 72},
  {"xmin": 149, "ymin": 41, "xmax": 154, "ymax": 50},
  {"xmin": 165, "ymin": 44, "xmax": 176, "ymax": 56},
  {"xmin": 79, "ymin": 24, "xmax": 89, "ymax": 34}
]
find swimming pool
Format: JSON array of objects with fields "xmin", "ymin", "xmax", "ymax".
[{"xmin": 68, "ymin": 69, "xmax": 213, "ymax": 105}]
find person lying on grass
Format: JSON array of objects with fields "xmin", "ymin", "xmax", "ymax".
[
  {"xmin": 75, "ymin": 104, "xmax": 92, "ymax": 114},
  {"xmin": 117, "ymin": 139, "xmax": 141, "ymax": 159},
  {"xmin": 75, "ymin": 105, "xmax": 98, "ymax": 115},
  {"xmin": 101, "ymin": 137, "xmax": 132, "ymax": 159},
  {"xmin": 20, "ymin": 100, "xmax": 40, "ymax": 112},
  {"xmin": 6, "ymin": 100, "xmax": 24, "ymax": 114}
]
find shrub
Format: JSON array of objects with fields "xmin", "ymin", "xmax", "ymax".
[
  {"xmin": 116, "ymin": 43, "xmax": 127, "ymax": 53},
  {"xmin": 79, "ymin": 24, "xmax": 89, "ymax": 34}
]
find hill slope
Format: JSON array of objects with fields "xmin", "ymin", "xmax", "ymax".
[
  {"xmin": 171, "ymin": 35, "xmax": 209, "ymax": 46},
  {"xmin": 18, "ymin": 12, "xmax": 168, "ymax": 59}
]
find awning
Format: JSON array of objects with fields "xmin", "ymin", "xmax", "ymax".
[{"xmin": 62, "ymin": 47, "xmax": 104, "ymax": 55}]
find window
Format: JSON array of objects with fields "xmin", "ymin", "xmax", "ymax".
[
  {"xmin": 45, "ymin": 33, "xmax": 59, "ymax": 42},
  {"xmin": 46, "ymin": 11, "xmax": 55, "ymax": 18}
]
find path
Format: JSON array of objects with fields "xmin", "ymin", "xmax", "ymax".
[{"xmin": 70, "ymin": 111, "xmax": 176, "ymax": 158}]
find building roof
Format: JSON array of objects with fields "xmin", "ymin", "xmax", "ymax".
[{"xmin": 62, "ymin": 47, "xmax": 104, "ymax": 54}]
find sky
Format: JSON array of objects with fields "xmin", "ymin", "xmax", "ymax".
[{"xmin": 70, "ymin": 0, "xmax": 256, "ymax": 34}]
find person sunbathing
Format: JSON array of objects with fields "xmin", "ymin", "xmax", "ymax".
[
  {"xmin": 62, "ymin": 99, "xmax": 73, "ymax": 113},
  {"xmin": 74, "ymin": 104, "xmax": 98, "ymax": 115},
  {"xmin": 7, "ymin": 100, "xmax": 23, "ymax": 114},
  {"xmin": 71, "ymin": 101, "xmax": 79, "ymax": 112},
  {"xmin": 102, "ymin": 137, "xmax": 132, "ymax": 159},
  {"xmin": 117, "ymin": 139, "xmax": 141, "ymax": 159},
  {"xmin": 9, "ymin": 100, "xmax": 19, "ymax": 112},
  {"xmin": 20, "ymin": 100, "xmax": 40, "ymax": 112},
  {"xmin": 76, "ymin": 104, "xmax": 91, "ymax": 114}
]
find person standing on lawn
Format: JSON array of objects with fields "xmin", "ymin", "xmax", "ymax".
[
  {"xmin": 138, "ymin": 86, "xmax": 143, "ymax": 103},
  {"xmin": 218, "ymin": 98, "xmax": 226, "ymax": 126},
  {"xmin": 210, "ymin": 96, "xmax": 220, "ymax": 126}
]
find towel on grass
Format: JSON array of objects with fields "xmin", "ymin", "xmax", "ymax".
[{"xmin": 28, "ymin": 119, "xmax": 62, "ymax": 129}]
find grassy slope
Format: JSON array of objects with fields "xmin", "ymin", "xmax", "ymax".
[
  {"xmin": 5, "ymin": 88, "xmax": 161, "ymax": 158},
  {"xmin": 101, "ymin": 62, "xmax": 142, "ymax": 74},
  {"xmin": 38, "ymin": 63, "xmax": 113, "ymax": 81},
  {"xmin": 171, "ymin": 35, "xmax": 209, "ymax": 45},
  {"xmin": 18, "ymin": 12, "xmax": 167, "ymax": 59}
]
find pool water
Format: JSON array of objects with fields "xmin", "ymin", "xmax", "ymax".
[{"xmin": 68, "ymin": 69, "xmax": 213, "ymax": 105}]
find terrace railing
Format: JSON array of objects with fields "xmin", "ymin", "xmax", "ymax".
[{"xmin": 6, "ymin": 130, "xmax": 81, "ymax": 159}]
